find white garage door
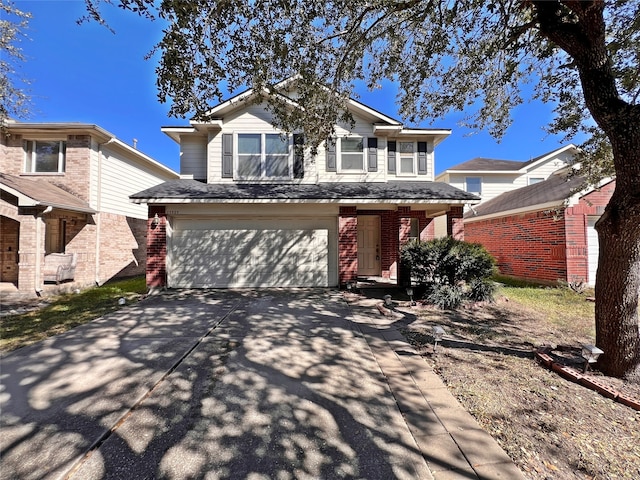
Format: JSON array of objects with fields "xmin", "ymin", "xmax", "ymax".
[
  {"xmin": 169, "ymin": 217, "xmax": 337, "ymax": 288},
  {"xmin": 587, "ymin": 217, "xmax": 599, "ymax": 286}
]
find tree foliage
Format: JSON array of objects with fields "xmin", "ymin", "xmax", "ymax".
[
  {"xmin": 0, "ymin": 0, "xmax": 32, "ymax": 122},
  {"xmin": 82, "ymin": 1, "xmax": 638, "ymax": 172},
  {"xmin": 82, "ymin": 0, "xmax": 640, "ymax": 378}
]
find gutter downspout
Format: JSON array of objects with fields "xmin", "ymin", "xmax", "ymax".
[
  {"xmin": 95, "ymin": 137, "xmax": 116, "ymax": 285},
  {"xmin": 35, "ymin": 205, "xmax": 53, "ymax": 295}
]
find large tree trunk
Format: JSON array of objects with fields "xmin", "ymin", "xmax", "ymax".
[
  {"xmin": 533, "ymin": 1, "xmax": 640, "ymax": 378},
  {"xmin": 595, "ymin": 184, "xmax": 640, "ymax": 378}
]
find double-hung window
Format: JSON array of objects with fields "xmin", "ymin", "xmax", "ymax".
[
  {"xmin": 465, "ymin": 177, "xmax": 482, "ymax": 196},
  {"xmin": 399, "ymin": 142, "xmax": 415, "ymax": 175},
  {"xmin": 237, "ymin": 133, "xmax": 290, "ymax": 179},
  {"xmin": 24, "ymin": 140, "xmax": 66, "ymax": 173},
  {"xmin": 340, "ymin": 137, "xmax": 364, "ymax": 171}
]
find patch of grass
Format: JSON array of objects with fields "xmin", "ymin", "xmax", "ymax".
[
  {"xmin": 0, "ymin": 276, "xmax": 147, "ymax": 354},
  {"xmin": 498, "ymin": 283, "xmax": 595, "ymax": 338}
]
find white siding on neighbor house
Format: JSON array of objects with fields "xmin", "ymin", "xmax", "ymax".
[
  {"xmin": 180, "ymin": 136, "xmax": 207, "ymax": 180},
  {"xmin": 448, "ymin": 173, "xmax": 522, "ymax": 204},
  {"xmin": 99, "ymin": 146, "xmax": 175, "ymax": 219},
  {"xmin": 587, "ymin": 217, "xmax": 599, "ymax": 286},
  {"xmin": 523, "ymin": 152, "xmax": 571, "ymax": 179}
]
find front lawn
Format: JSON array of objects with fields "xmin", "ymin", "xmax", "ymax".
[
  {"xmin": 401, "ymin": 282, "xmax": 640, "ymax": 479},
  {"xmin": 0, "ymin": 276, "xmax": 147, "ymax": 354}
]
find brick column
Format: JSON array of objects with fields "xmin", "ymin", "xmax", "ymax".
[
  {"xmin": 447, "ymin": 206, "xmax": 465, "ymax": 240},
  {"xmin": 147, "ymin": 206, "xmax": 167, "ymax": 289},
  {"xmin": 338, "ymin": 207, "xmax": 358, "ymax": 285}
]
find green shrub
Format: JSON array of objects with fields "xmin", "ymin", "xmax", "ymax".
[{"xmin": 401, "ymin": 237, "xmax": 497, "ymax": 309}]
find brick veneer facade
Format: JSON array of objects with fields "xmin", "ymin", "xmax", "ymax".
[
  {"xmin": 465, "ymin": 182, "xmax": 615, "ymax": 284},
  {"xmin": 1, "ymin": 131, "xmax": 157, "ymax": 298}
]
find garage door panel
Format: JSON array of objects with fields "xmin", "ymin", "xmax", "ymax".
[{"xmin": 169, "ymin": 218, "xmax": 336, "ymax": 288}]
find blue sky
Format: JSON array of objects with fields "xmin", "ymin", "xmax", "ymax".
[{"xmin": 13, "ymin": 0, "xmax": 575, "ymax": 174}]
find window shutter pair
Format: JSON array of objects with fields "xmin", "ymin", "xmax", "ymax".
[
  {"xmin": 221, "ymin": 133, "xmax": 304, "ymax": 179},
  {"xmin": 387, "ymin": 140, "xmax": 428, "ymax": 174},
  {"xmin": 325, "ymin": 137, "xmax": 378, "ymax": 172}
]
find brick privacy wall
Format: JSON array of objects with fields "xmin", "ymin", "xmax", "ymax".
[
  {"xmin": 147, "ymin": 206, "xmax": 167, "ymax": 288},
  {"xmin": 339, "ymin": 207, "xmax": 358, "ymax": 285},
  {"xmin": 465, "ymin": 210, "xmax": 568, "ymax": 283},
  {"xmin": 95, "ymin": 212, "xmax": 146, "ymax": 281},
  {"xmin": 0, "ymin": 215, "xmax": 19, "ymax": 283}
]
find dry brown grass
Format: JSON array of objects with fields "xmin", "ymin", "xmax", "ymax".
[{"xmin": 399, "ymin": 288, "xmax": 640, "ymax": 480}]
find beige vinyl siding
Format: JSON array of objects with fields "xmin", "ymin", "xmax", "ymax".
[
  {"xmin": 99, "ymin": 146, "xmax": 176, "ymax": 219},
  {"xmin": 524, "ymin": 154, "xmax": 571, "ymax": 178},
  {"xmin": 180, "ymin": 136, "xmax": 207, "ymax": 180},
  {"xmin": 317, "ymin": 114, "xmax": 386, "ymax": 183},
  {"xmin": 449, "ymin": 173, "xmax": 522, "ymax": 204}
]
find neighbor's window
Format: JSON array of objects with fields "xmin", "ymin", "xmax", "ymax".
[
  {"xmin": 465, "ymin": 177, "xmax": 482, "ymax": 195},
  {"xmin": 24, "ymin": 140, "xmax": 66, "ymax": 173},
  {"xmin": 399, "ymin": 142, "xmax": 415, "ymax": 174},
  {"xmin": 340, "ymin": 137, "xmax": 364, "ymax": 171},
  {"xmin": 237, "ymin": 133, "xmax": 290, "ymax": 178},
  {"xmin": 528, "ymin": 177, "xmax": 544, "ymax": 185}
]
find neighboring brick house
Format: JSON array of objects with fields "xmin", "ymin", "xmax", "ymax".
[
  {"xmin": 0, "ymin": 122, "xmax": 178, "ymax": 299},
  {"xmin": 131, "ymin": 80, "xmax": 478, "ymax": 289},
  {"xmin": 463, "ymin": 169, "xmax": 614, "ymax": 286}
]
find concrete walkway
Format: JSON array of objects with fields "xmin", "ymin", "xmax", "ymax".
[{"xmin": 0, "ymin": 289, "xmax": 524, "ymax": 479}]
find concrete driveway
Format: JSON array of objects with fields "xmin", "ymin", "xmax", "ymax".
[{"xmin": 0, "ymin": 289, "xmax": 523, "ymax": 480}]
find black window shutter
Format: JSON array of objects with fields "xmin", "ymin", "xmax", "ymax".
[
  {"xmin": 417, "ymin": 141, "xmax": 428, "ymax": 175},
  {"xmin": 367, "ymin": 137, "xmax": 378, "ymax": 172},
  {"xmin": 222, "ymin": 133, "xmax": 233, "ymax": 178},
  {"xmin": 293, "ymin": 134, "xmax": 304, "ymax": 178},
  {"xmin": 326, "ymin": 138, "xmax": 337, "ymax": 172},
  {"xmin": 388, "ymin": 140, "xmax": 396, "ymax": 173}
]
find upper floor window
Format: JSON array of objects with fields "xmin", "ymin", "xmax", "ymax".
[
  {"xmin": 24, "ymin": 140, "xmax": 66, "ymax": 173},
  {"xmin": 236, "ymin": 133, "xmax": 290, "ymax": 179},
  {"xmin": 528, "ymin": 177, "xmax": 544, "ymax": 185},
  {"xmin": 399, "ymin": 142, "xmax": 416, "ymax": 175},
  {"xmin": 465, "ymin": 176, "xmax": 482, "ymax": 195},
  {"xmin": 340, "ymin": 137, "xmax": 364, "ymax": 171}
]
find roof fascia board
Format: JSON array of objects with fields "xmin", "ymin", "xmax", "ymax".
[
  {"xmin": 132, "ymin": 198, "xmax": 474, "ymax": 205},
  {"xmin": 5, "ymin": 122, "xmax": 112, "ymax": 143},
  {"xmin": 464, "ymin": 200, "xmax": 564, "ymax": 223},
  {"xmin": 0, "ymin": 184, "xmax": 38, "ymax": 206},
  {"xmin": 566, "ymin": 177, "xmax": 614, "ymax": 207}
]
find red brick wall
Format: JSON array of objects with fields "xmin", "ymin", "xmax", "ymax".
[
  {"xmin": 0, "ymin": 134, "xmax": 24, "ymax": 175},
  {"xmin": 47, "ymin": 135, "xmax": 92, "ymax": 201},
  {"xmin": 465, "ymin": 210, "xmax": 568, "ymax": 283},
  {"xmin": 96, "ymin": 212, "xmax": 146, "ymax": 281},
  {"xmin": 338, "ymin": 207, "xmax": 358, "ymax": 285},
  {"xmin": 147, "ymin": 206, "xmax": 167, "ymax": 288},
  {"xmin": 447, "ymin": 206, "xmax": 464, "ymax": 240}
]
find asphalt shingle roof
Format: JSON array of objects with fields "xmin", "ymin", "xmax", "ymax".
[
  {"xmin": 447, "ymin": 157, "xmax": 526, "ymax": 172},
  {"xmin": 0, "ymin": 173, "xmax": 96, "ymax": 213},
  {"xmin": 131, "ymin": 180, "xmax": 479, "ymax": 202},
  {"xmin": 465, "ymin": 172, "xmax": 585, "ymax": 218}
]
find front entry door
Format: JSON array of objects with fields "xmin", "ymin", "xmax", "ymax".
[{"xmin": 357, "ymin": 215, "xmax": 380, "ymax": 276}]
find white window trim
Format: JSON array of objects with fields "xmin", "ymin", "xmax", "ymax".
[
  {"xmin": 465, "ymin": 176, "xmax": 482, "ymax": 195},
  {"xmin": 23, "ymin": 140, "xmax": 66, "ymax": 174},
  {"xmin": 337, "ymin": 136, "xmax": 366, "ymax": 173},
  {"xmin": 397, "ymin": 141, "xmax": 417, "ymax": 176},
  {"xmin": 233, "ymin": 133, "xmax": 293, "ymax": 180}
]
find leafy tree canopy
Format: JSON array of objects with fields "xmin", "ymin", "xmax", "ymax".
[
  {"xmin": 83, "ymin": 0, "xmax": 639, "ymax": 184},
  {"xmin": 0, "ymin": 0, "xmax": 32, "ymax": 122}
]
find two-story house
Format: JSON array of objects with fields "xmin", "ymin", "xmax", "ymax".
[
  {"xmin": 0, "ymin": 121, "xmax": 178, "ymax": 299},
  {"xmin": 435, "ymin": 144, "xmax": 578, "ymax": 204},
  {"xmin": 131, "ymin": 84, "xmax": 478, "ymax": 289}
]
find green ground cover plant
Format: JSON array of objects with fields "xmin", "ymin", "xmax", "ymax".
[{"xmin": 0, "ymin": 276, "xmax": 147, "ymax": 353}]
